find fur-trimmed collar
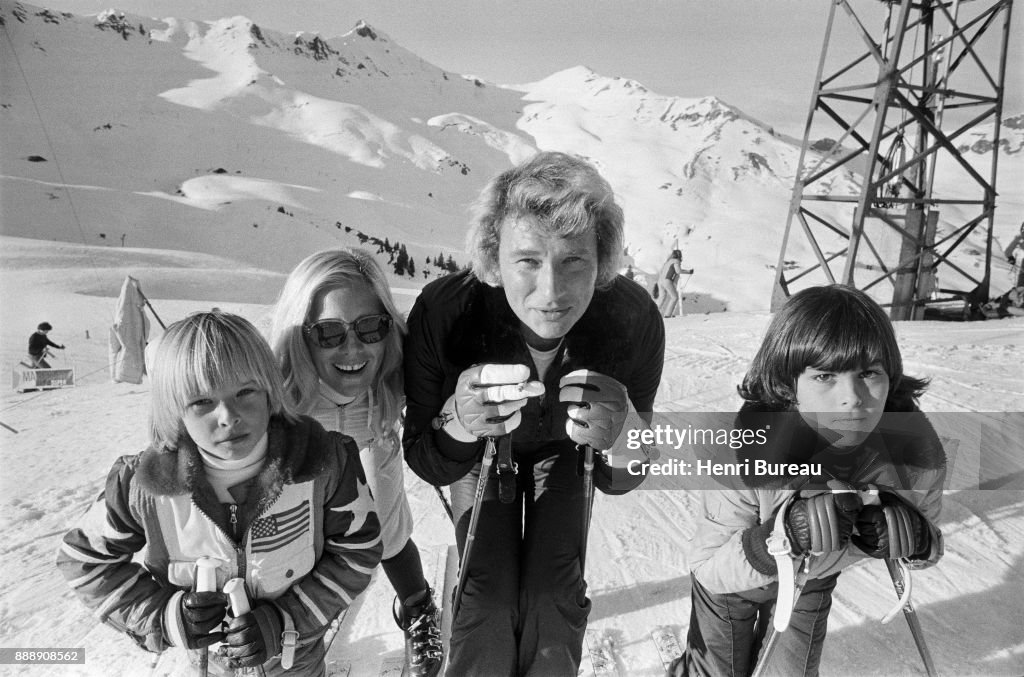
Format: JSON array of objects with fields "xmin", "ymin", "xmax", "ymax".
[{"xmin": 135, "ymin": 415, "xmax": 332, "ymax": 536}]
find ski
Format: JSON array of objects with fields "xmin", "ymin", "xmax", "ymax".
[
  {"xmin": 378, "ymin": 653, "xmax": 406, "ymax": 676},
  {"xmin": 584, "ymin": 629, "xmax": 621, "ymax": 677},
  {"xmin": 324, "ymin": 659, "xmax": 351, "ymax": 677},
  {"xmin": 651, "ymin": 625, "xmax": 684, "ymax": 671},
  {"xmin": 438, "ymin": 544, "xmax": 459, "ymax": 673}
]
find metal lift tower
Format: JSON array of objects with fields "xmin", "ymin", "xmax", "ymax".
[{"xmin": 772, "ymin": 0, "xmax": 1014, "ymax": 319}]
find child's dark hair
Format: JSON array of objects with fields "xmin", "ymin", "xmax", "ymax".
[
  {"xmin": 38, "ymin": 322, "xmax": 52, "ymax": 331},
  {"xmin": 739, "ymin": 285, "xmax": 928, "ymax": 408}
]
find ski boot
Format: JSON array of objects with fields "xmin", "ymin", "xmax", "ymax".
[{"xmin": 393, "ymin": 588, "xmax": 443, "ymax": 677}]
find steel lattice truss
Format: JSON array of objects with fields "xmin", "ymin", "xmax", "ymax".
[{"xmin": 772, "ymin": 0, "xmax": 1014, "ymax": 318}]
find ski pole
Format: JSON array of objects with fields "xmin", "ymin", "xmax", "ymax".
[
  {"xmin": 194, "ymin": 557, "xmax": 219, "ymax": 677},
  {"xmin": 677, "ymin": 274, "xmax": 693, "ymax": 315},
  {"xmin": 435, "ymin": 485, "xmax": 454, "ymax": 523},
  {"xmin": 580, "ymin": 445, "xmax": 595, "ymax": 574},
  {"xmin": 750, "ymin": 554, "xmax": 814, "ymax": 677},
  {"xmin": 451, "ymin": 436, "xmax": 500, "ymax": 623},
  {"xmin": 885, "ymin": 559, "xmax": 937, "ymax": 677},
  {"xmin": 223, "ymin": 578, "xmax": 268, "ymax": 677}
]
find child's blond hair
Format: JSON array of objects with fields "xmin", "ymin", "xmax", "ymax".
[{"xmin": 149, "ymin": 310, "xmax": 296, "ymax": 449}]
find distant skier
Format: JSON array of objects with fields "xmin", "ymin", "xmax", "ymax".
[
  {"xmin": 1004, "ymin": 221, "xmax": 1024, "ymax": 287},
  {"xmin": 27, "ymin": 321, "xmax": 64, "ymax": 368},
  {"xmin": 657, "ymin": 249, "xmax": 694, "ymax": 318},
  {"xmin": 674, "ymin": 285, "xmax": 945, "ymax": 677}
]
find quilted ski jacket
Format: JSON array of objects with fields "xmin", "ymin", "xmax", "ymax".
[
  {"xmin": 403, "ymin": 270, "xmax": 665, "ymax": 494},
  {"xmin": 689, "ymin": 403, "xmax": 946, "ymax": 594},
  {"xmin": 57, "ymin": 415, "xmax": 382, "ymax": 655}
]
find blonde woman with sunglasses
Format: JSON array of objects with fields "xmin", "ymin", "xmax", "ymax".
[{"xmin": 269, "ymin": 249, "xmax": 442, "ymax": 677}]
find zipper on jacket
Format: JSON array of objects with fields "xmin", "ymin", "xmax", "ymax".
[
  {"xmin": 228, "ymin": 504, "xmax": 247, "ymax": 578},
  {"xmin": 189, "ymin": 498, "xmax": 247, "ymax": 581}
]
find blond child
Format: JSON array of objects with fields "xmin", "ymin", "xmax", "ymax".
[{"xmin": 58, "ymin": 310, "xmax": 382, "ymax": 676}]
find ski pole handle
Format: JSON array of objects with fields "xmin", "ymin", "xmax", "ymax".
[
  {"xmin": 195, "ymin": 558, "xmax": 219, "ymax": 593},
  {"xmin": 858, "ymin": 484, "xmax": 880, "ymax": 506},
  {"xmin": 194, "ymin": 558, "xmax": 219, "ymax": 677},
  {"xmin": 223, "ymin": 579, "xmax": 270, "ymax": 677},
  {"xmin": 223, "ymin": 578, "xmax": 251, "ymax": 616}
]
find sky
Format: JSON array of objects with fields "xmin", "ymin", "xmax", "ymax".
[{"xmin": 40, "ymin": 0, "xmax": 1024, "ymax": 139}]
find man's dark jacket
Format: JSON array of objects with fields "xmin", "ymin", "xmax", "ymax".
[{"xmin": 403, "ymin": 270, "xmax": 665, "ymax": 493}]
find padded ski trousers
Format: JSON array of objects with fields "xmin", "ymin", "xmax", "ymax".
[
  {"xmin": 683, "ymin": 573, "xmax": 839, "ymax": 677},
  {"xmin": 447, "ymin": 449, "xmax": 591, "ymax": 677}
]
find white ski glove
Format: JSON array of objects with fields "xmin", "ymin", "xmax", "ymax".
[
  {"xmin": 440, "ymin": 363, "xmax": 545, "ymax": 441},
  {"xmin": 559, "ymin": 369, "xmax": 630, "ymax": 450}
]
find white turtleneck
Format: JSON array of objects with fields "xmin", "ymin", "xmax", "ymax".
[
  {"xmin": 198, "ymin": 432, "xmax": 269, "ymax": 503},
  {"xmin": 310, "ymin": 380, "xmax": 374, "ymax": 450}
]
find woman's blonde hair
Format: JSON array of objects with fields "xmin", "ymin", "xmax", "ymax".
[
  {"xmin": 268, "ymin": 248, "xmax": 406, "ymax": 441},
  {"xmin": 149, "ymin": 309, "xmax": 296, "ymax": 449},
  {"xmin": 466, "ymin": 151, "xmax": 624, "ymax": 289}
]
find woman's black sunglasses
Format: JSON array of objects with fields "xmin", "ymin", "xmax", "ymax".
[{"xmin": 303, "ymin": 314, "xmax": 393, "ymax": 348}]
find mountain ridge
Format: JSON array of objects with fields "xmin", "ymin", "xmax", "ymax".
[{"xmin": 2, "ymin": 0, "xmax": 1020, "ymax": 310}]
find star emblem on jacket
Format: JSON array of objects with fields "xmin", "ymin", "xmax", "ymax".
[{"xmin": 330, "ymin": 476, "xmax": 375, "ymax": 535}]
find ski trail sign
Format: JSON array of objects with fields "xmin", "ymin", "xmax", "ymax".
[
  {"xmin": 584, "ymin": 629, "xmax": 621, "ymax": 676},
  {"xmin": 651, "ymin": 625, "xmax": 684, "ymax": 671}
]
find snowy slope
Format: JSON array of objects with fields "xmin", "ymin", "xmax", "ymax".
[
  {"xmin": 1, "ymin": 238, "xmax": 1022, "ymax": 677},
  {"xmin": 1, "ymin": 2, "xmax": 1023, "ymax": 675},
  {"xmin": 6, "ymin": 1, "xmax": 1020, "ymax": 313}
]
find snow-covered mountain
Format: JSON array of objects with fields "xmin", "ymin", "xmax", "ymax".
[
  {"xmin": 0, "ymin": 1, "xmax": 859, "ymax": 311},
  {"xmin": 1, "ymin": 1, "xmax": 1021, "ymax": 312},
  {"xmin": 1, "ymin": 5, "xmax": 1023, "ymax": 675}
]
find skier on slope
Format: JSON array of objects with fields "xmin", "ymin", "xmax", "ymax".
[
  {"xmin": 675, "ymin": 285, "xmax": 946, "ymax": 677},
  {"xmin": 402, "ymin": 151, "xmax": 665, "ymax": 676},
  {"xmin": 27, "ymin": 321, "xmax": 64, "ymax": 368},
  {"xmin": 268, "ymin": 248, "xmax": 443, "ymax": 677},
  {"xmin": 656, "ymin": 249, "xmax": 694, "ymax": 318}
]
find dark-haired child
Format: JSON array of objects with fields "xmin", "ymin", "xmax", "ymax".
[{"xmin": 678, "ymin": 285, "xmax": 945, "ymax": 677}]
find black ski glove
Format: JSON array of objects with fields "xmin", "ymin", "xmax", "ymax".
[
  {"xmin": 785, "ymin": 490, "xmax": 862, "ymax": 555},
  {"xmin": 742, "ymin": 488, "xmax": 862, "ymax": 575},
  {"xmin": 1009, "ymin": 255, "xmax": 1017, "ymax": 265},
  {"xmin": 852, "ymin": 492, "xmax": 931, "ymax": 559},
  {"xmin": 179, "ymin": 591, "xmax": 227, "ymax": 649},
  {"xmin": 223, "ymin": 602, "xmax": 283, "ymax": 668}
]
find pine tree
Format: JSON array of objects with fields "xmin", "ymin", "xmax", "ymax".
[
  {"xmin": 394, "ymin": 244, "xmax": 410, "ymax": 276},
  {"xmin": 407, "ymin": 258, "xmax": 416, "ymax": 277}
]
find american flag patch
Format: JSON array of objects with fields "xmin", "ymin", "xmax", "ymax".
[{"xmin": 251, "ymin": 500, "xmax": 310, "ymax": 553}]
